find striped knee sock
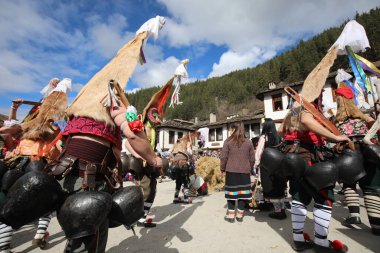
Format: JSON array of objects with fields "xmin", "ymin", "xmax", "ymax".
[
  {"xmin": 34, "ymin": 214, "xmax": 51, "ymax": 239},
  {"xmin": 344, "ymin": 187, "xmax": 360, "ymax": 217},
  {"xmin": 313, "ymin": 203, "xmax": 332, "ymax": 247},
  {"xmin": 291, "ymin": 201, "xmax": 307, "ymax": 242},
  {"xmin": 0, "ymin": 223, "xmax": 13, "ymax": 251},
  {"xmin": 364, "ymin": 191, "xmax": 380, "ymax": 230}
]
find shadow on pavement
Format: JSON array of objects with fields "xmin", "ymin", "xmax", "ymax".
[
  {"xmin": 19, "ymin": 231, "xmax": 66, "ymax": 253},
  {"xmin": 107, "ymin": 201, "xmax": 204, "ymax": 253}
]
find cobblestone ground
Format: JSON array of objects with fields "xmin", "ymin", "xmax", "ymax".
[{"xmin": 12, "ymin": 180, "xmax": 379, "ymax": 253}]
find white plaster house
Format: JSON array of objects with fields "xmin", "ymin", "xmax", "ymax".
[
  {"xmin": 198, "ymin": 112, "xmax": 264, "ymax": 150},
  {"xmin": 156, "ymin": 119, "xmax": 195, "ymax": 151}
]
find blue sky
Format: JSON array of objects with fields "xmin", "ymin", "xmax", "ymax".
[{"xmin": 1, "ymin": 0, "xmax": 379, "ymax": 118}]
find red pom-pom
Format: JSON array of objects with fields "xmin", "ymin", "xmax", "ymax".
[
  {"xmin": 146, "ymin": 218, "xmax": 153, "ymax": 223},
  {"xmin": 128, "ymin": 120, "xmax": 143, "ymax": 132},
  {"xmin": 303, "ymin": 232, "xmax": 311, "ymax": 241},
  {"xmin": 331, "ymin": 240, "xmax": 344, "ymax": 251}
]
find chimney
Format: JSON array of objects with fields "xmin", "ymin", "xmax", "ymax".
[
  {"xmin": 268, "ymin": 82, "xmax": 276, "ymax": 90},
  {"xmin": 209, "ymin": 113, "xmax": 216, "ymax": 123},
  {"xmin": 242, "ymin": 108, "xmax": 249, "ymax": 116},
  {"xmin": 194, "ymin": 117, "xmax": 198, "ymax": 124}
]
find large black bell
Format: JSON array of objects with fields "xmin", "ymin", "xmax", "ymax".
[
  {"xmin": 121, "ymin": 153, "xmax": 129, "ymax": 174},
  {"xmin": 24, "ymin": 159, "xmax": 47, "ymax": 174},
  {"xmin": 57, "ymin": 191, "xmax": 112, "ymax": 239},
  {"xmin": 332, "ymin": 150, "xmax": 366, "ymax": 185},
  {"xmin": 281, "ymin": 153, "xmax": 306, "ymax": 180},
  {"xmin": 1, "ymin": 169, "xmax": 25, "ymax": 192},
  {"xmin": 260, "ymin": 148, "xmax": 284, "ymax": 175},
  {"xmin": 260, "ymin": 165, "xmax": 274, "ymax": 194},
  {"xmin": 304, "ymin": 162, "xmax": 338, "ymax": 191},
  {"xmin": 1, "ymin": 171, "xmax": 63, "ymax": 229},
  {"xmin": 128, "ymin": 156, "xmax": 144, "ymax": 180},
  {"xmin": 363, "ymin": 144, "xmax": 380, "ymax": 165},
  {"xmin": 109, "ymin": 186, "xmax": 144, "ymax": 227}
]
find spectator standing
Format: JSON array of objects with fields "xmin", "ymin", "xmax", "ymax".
[
  {"xmin": 220, "ymin": 122, "xmax": 255, "ymax": 222},
  {"xmin": 254, "ymin": 118, "xmax": 287, "ymax": 219}
]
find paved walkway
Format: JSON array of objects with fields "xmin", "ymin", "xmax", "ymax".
[{"xmin": 13, "ymin": 179, "xmax": 379, "ymax": 252}]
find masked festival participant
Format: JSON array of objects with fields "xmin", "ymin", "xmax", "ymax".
[
  {"xmin": 46, "ymin": 16, "xmax": 166, "ymax": 253},
  {"xmin": 277, "ymin": 20, "xmax": 372, "ymax": 252},
  {"xmin": 278, "ymin": 92, "xmax": 350, "ymax": 251},
  {"xmin": 121, "ymin": 61, "xmax": 186, "ymax": 227},
  {"xmin": 0, "ymin": 78, "xmax": 70, "ymax": 252},
  {"xmin": 121, "ymin": 136, "xmax": 159, "ymax": 228},
  {"xmin": 333, "ymin": 81, "xmax": 380, "ymax": 235},
  {"xmin": 172, "ymin": 152, "xmax": 193, "ymax": 204}
]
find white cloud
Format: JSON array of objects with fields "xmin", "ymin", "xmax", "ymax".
[
  {"xmin": 159, "ymin": 0, "xmax": 380, "ymax": 76},
  {"xmin": 131, "ymin": 56, "xmax": 181, "ymax": 88},
  {"xmin": 125, "ymin": 88, "xmax": 141, "ymax": 93},
  {"xmin": 209, "ymin": 48, "xmax": 276, "ymax": 78},
  {"xmin": 86, "ymin": 14, "xmax": 135, "ymax": 58}
]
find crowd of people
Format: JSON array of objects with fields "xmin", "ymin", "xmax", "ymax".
[{"xmin": 219, "ymin": 87, "xmax": 380, "ymax": 252}]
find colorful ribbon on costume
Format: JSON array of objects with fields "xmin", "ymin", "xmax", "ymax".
[
  {"xmin": 346, "ymin": 46, "xmax": 371, "ymax": 95},
  {"xmin": 288, "ymin": 97, "xmax": 296, "ymax": 116},
  {"xmin": 355, "ymin": 54, "xmax": 380, "ymax": 78},
  {"xmin": 343, "ymin": 80, "xmax": 359, "ymax": 105},
  {"xmin": 100, "ymin": 82, "xmax": 120, "ymax": 108},
  {"xmin": 125, "ymin": 105, "xmax": 143, "ymax": 132}
]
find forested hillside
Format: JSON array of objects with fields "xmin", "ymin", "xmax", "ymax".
[{"xmin": 129, "ymin": 8, "xmax": 380, "ymax": 121}]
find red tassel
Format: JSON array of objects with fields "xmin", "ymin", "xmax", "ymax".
[
  {"xmin": 331, "ymin": 240, "xmax": 344, "ymax": 251},
  {"xmin": 303, "ymin": 232, "xmax": 311, "ymax": 241}
]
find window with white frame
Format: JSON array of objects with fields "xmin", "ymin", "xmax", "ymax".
[
  {"xmin": 209, "ymin": 127, "xmax": 223, "ymax": 142},
  {"xmin": 216, "ymin": 128, "xmax": 223, "ymax": 141}
]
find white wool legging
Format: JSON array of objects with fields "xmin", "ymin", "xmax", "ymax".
[
  {"xmin": 34, "ymin": 214, "xmax": 52, "ymax": 240},
  {"xmin": 0, "ymin": 223, "xmax": 13, "ymax": 251},
  {"xmin": 313, "ymin": 203, "xmax": 332, "ymax": 248}
]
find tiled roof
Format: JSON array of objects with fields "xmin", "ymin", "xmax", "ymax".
[
  {"xmin": 157, "ymin": 120, "xmax": 196, "ymax": 131},
  {"xmin": 198, "ymin": 113, "xmax": 264, "ymax": 128},
  {"xmin": 256, "ymin": 81, "xmax": 303, "ymax": 99}
]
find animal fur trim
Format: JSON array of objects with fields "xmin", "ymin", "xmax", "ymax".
[
  {"xmin": 300, "ymin": 47, "xmax": 338, "ymax": 103},
  {"xmin": 21, "ymin": 91, "xmax": 67, "ymax": 141}
]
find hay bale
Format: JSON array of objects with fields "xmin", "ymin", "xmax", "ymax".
[{"xmin": 195, "ymin": 157, "xmax": 224, "ymax": 192}]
